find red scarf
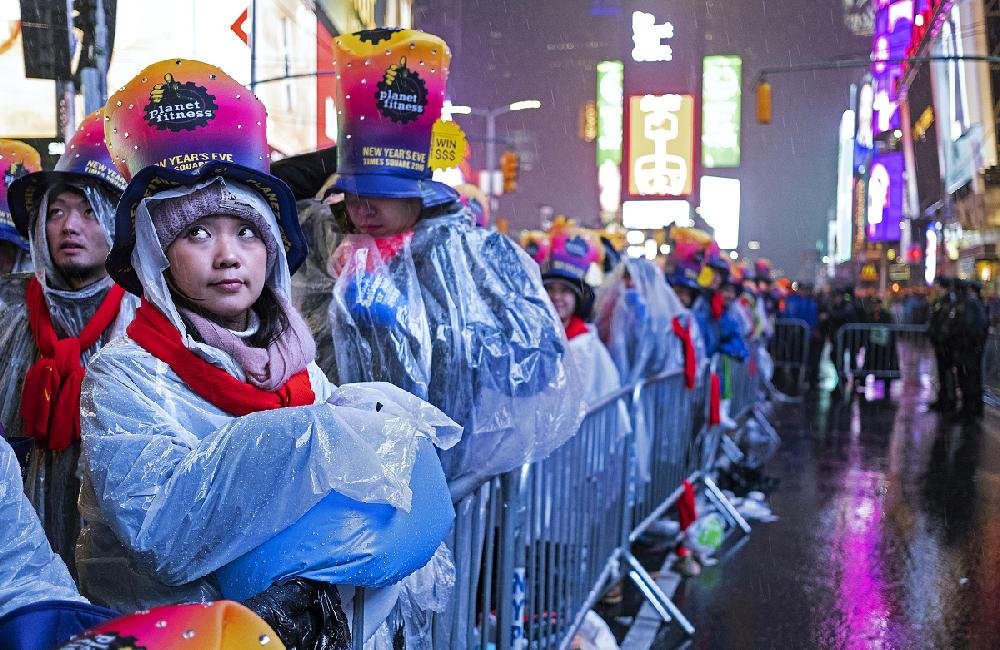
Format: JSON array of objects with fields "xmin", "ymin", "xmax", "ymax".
[
  {"xmin": 20, "ymin": 278, "xmax": 126, "ymax": 451},
  {"xmin": 709, "ymin": 372, "xmax": 722, "ymax": 426},
  {"xmin": 564, "ymin": 315, "xmax": 589, "ymax": 341},
  {"xmin": 711, "ymin": 292, "xmax": 725, "ymax": 320},
  {"xmin": 671, "ymin": 316, "xmax": 697, "ymax": 389},
  {"xmin": 675, "ymin": 479, "xmax": 698, "ymax": 558},
  {"xmin": 127, "ymin": 300, "xmax": 315, "ymax": 415}
]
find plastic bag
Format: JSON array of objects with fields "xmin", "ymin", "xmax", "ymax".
[
  {"xmin": 216, "ymin": 438, "xmax": 455, "ymax": 602},
  {"xmin": 243, "ymin": 578, "xmax": 350, "ymax": 650}
]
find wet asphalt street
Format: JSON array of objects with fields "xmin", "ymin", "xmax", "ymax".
[{"xmin": 673, "ymin": 367, "xmax": 1000, "ymax": 649}]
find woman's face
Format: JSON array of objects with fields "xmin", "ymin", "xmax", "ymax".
[
  {"xmin": 166, "ymin": 215, "xmax": 267, "ymax": 330},
  {"xmin": 676, "ymin": 285, "xmax": 696, "ymax": 308},
  {"xmin": 344, "ymin": 193, "xmax": 422, "ymax": 237},
  {"xmin": 545, "ymin": 281, "xmax": 578, "ymax": 325}
]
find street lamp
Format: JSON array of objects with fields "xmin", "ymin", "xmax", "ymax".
[{"xmin": 448, "ymin": 100, "xmax": 542, "ymax": 200}]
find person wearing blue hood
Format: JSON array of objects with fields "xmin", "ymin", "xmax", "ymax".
[{"xmin": 320, "ymin": 29, "xmax": 584, "ymax": 504}]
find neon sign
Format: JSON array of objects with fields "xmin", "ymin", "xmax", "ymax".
[
  {"xmin": 596, "ymin": 60, "xmax": 624, "ymax": 215},
  {"xmin": 631, "ymin": 11, "xmax": 675, "ymax": 62},
  {"xmin": 627, "ymin": 94, "xmax": 695, "ymax": 197},
  {"xmin": 701, "ymin": 55, "xmax": 742, "ymax": 168}
]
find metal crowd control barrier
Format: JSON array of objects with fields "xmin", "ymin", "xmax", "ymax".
[
  {"xmin": 431, "ymin": 355, "xmax": 764, "ymax": 649},
  {"xmin": 834, "ymin": 323, "xmax": 929, "ymax": 385},
  {"xmin": 984, "ymin": 331, "xmax": 1000, "ymax": 407},
  {"xmin": 767, "ymin": 318, "xmax": 811, "ymax": 389}
]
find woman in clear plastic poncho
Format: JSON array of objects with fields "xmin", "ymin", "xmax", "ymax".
[
  {"xmin": 77, "ymin": 174, "xmax": 459, "ymax": 638},
  {"xmin": 77, "ymin": 58, "xmax": 460, "ymax": 648},
  {"xmin": 593, "ymin": 256, "xmax": 704, "ymax": 483},
  {"xmin": 322, "ymin": 28, "xmax": 583, "ymax": 502},
  {"xmin": 594, "ymin": 257, "xmax": 704, "ymax": 386}
]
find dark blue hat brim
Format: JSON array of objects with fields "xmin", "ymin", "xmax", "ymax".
[
  {"xmin": 331, "ymin": 173, "xmax": 458, "ymax": 208},
  {"xmin": 0, "ymin": 225, "xmax": 28, "ymax": 251},
  {"xmin": 108, "ymin": 161, "xmax": 305, "ymax": 296},
  {"xmin": 668, "ymin": 273, "xmax": 702, "ymax": 290},
  {"xmin": 707, "ymin": 259, "xmax": 730, "ymax": 272},
  {"xmin": 8, "ymin": 170, "xmax": 124, "ymax": 239},
  {"xmin": 541, "ymin": 270, "xmax": 585, "ymax": 290}
]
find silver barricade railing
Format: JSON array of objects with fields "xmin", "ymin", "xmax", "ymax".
[
  {"xmin": 431, "ymin": 476, "xmax": 504, "ymax": 649},
  {"xmin": 721, "ymin": 341, "xmax": 762, "ymax": 423},
  {"xmin": 767, "ymin": 318, "xmax": 811, "ymax": 389},
  {"xmin": 514, "ymin": 387, "xmax": 634, "ymax": 649},
  {"xmin": 629, "ymin": 370, "xmax": 699, "ymax": 542},
  {"xmin": 834, "ymin": 323, "xmax": 929, "ymax": 384},
  {"xmin": 436, "ymin": 353, "xmax": 764, "ymax": 648},
  {"xmin": 984, "ymin": 331, "xmax": 1000, "ymax": 406}
]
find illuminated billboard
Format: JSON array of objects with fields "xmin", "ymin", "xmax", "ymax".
[
  {"xmin": 627, "ymin": 94, "xmax": 695, "ymax": 197},
  {"xmin": 867, "ymin": 151, "xmax": 904, "ymax": 242},
  {"xmin": 835, "ymin": 109, "xmax": 855, "ymax": 262},
  {"xmin": 699, "ymin": 176, "xmax": 740, "ymax": 250},
  {"xmin": 701, "ymin": 55, "xmax": 741, "ymax": 168},
  {"xmin": 596, "ymin": 60, "xmax": 624, "ymax": 215}
]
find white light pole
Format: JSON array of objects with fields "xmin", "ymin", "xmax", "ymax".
[{"xmin": 448, "ymin": 100, "xmax": 542, "ymax": 202}]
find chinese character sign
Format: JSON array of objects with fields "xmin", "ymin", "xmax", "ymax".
[
  {"xmin": 628, "ymin": 94, "xmax": 695, "ymax": 197},
  {"xmin": 701, "ymin": 55, "xmax": 741, "ymax": 168}
]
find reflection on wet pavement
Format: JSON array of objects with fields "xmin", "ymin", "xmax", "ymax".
[{"xmin": 675, "ymin": 364, "xmax": 1000, "ymax": 649}]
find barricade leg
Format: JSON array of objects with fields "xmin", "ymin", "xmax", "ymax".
[{"xmin": 621, "ymin": 550, "xmax": 695, "ymax": 636}]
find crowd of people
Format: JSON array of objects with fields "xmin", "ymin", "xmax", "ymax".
[
  {"xmin": 0, "ymin": 27, "xmax": 786, "ymax": 650},
  {"xmin": 772, "ymin": 277, "xmax": 990, "ymax": 421}
]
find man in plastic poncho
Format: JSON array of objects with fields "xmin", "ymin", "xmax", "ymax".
[
  {"xmin": 320, "ymin": 28, "xmax": 584, "ymax": 503},
  {"xmin": 78, "ymin": 60, "xmax": 460, "ymax": 648},
  {"xmin": 1, "ymin": 110, "xmax": 135, "ymax": 576},
  {"xmin": 0, "ymin": 140, "xmax": 41, "ymax": 278}
]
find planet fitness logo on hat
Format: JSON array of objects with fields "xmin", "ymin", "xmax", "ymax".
[
  {"xmin": 144, "ymin": 73, "xmax": 219, "ymax": 132},
  {"xmin": 564, "ymin": 235, "xmax": 589, "ymax": 258},
  {"xmin": 376, "ymin": 58, "xmax": 428, "ymax": 124}
]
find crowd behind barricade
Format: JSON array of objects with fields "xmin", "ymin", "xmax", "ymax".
[
  {"xmin": 769, "ymin": 274, "xmax": 990, "ymax": 421},
  {"xmin": 0, "ymin": 28, "xmax": 782, "ymax": 650}
]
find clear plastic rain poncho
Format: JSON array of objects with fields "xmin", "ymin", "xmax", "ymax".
[
  {"xmin": 77, "ymin": 178, "xmax": 462, "ymax": 623},
  {"xmin": 0, "ymin": 436, "xmax": 86, "ymax": 618},
  {"xmin": 328, "ymin": 203, "xmax": 585, "ymax": 501},
  {"xmin": 594, "ymin": 257, "xmax": 704, "ymax": 386},
  {"xmin": 290, "ymin": 198, "xmax": 348, "ymax": 379},
  {"xmin": 0, "ymin": 181, "xmax": 136, "ymax": 575}
]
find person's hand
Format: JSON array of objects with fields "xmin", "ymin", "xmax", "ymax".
[{"xmin": 345, "ymin": 273, "xmax": 407, "ymax": 327}]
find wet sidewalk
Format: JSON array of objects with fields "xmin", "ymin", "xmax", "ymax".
[{"xmin": 671, "ymin": 372, "xmax": 1000, "ymax": 648}]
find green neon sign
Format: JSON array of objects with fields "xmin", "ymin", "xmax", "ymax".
[{"xmin": 702, "ymin": 55, "xmax": 742, "ymax": 168}]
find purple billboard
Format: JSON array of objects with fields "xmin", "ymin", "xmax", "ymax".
[
  {"xmin": 867, "ymin": 151, "xmax": 904, "ymax": 242},
  {"xmin": 867, "ymin": 0, "xmax": 914, "ymax": 242}
]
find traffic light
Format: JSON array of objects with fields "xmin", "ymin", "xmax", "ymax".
[
  {"xmin": 500, "ymin": 151, "xmax": 520, "ymax": 194},
  {"xmin": 756, "ymin": 79, "xmax": 772, "ymax": 125}
]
